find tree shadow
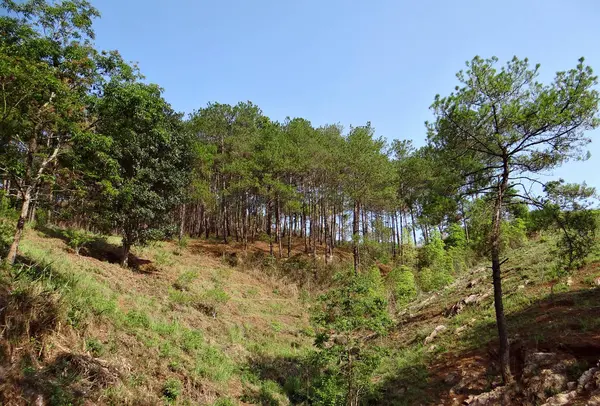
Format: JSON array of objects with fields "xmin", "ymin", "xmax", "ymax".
[
  {"xmin": 1, "ymin": 352, "xmax": 121, "ymax": 405},
  {"xmin": 244, "ymin": 353, "xmax": 317, "ymax": 404},
  {"xmin": 35, "ymin": 225, "xmax": 155, "ymax": 272},
  {"xmin": 375, "ymin": 287, "xmax": 600, "ymax": 405},
  {"xmin": 0, "ymin": 254, "xmax": 123, "ymax": 405}
]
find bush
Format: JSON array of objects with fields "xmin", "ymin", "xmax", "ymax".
[
  {"xmin": 162, "ymin": 378, "xmax": 182, "ymax": 402},
  {"xmin": 63, "ymin": 228, "xmax": 95, "ymax": 255},
  {"xmin": 502, "ymin": 218, "xmax": 527, "ymax": 250},
  {"xmin": 386, "ymin": 266, "xmax": 417, "ymax": 305},
  {"xmin": 557, "ymin": 210, "xmax": 598, "ymax": 270},
  {"xmin": 0, "ymin": 218, "xmax": 14, "ymax": 256},
  {"xmin": 213, "ymin": 398, "xmax": 236, "ymax": 406},
  {"xmin": 195, "ymin": 286, "xmax": 229, "ymax": 318},
  {"xmin": 419, "ymin": 266, "xmax": 453, "ymax": 293},
  {"xmin": 311, "ymin": 269, "xmax": 392, "ymax": 405},
  {"xmin": 419, "ymin": 233, "xmax": 453, "ymax": 292}
]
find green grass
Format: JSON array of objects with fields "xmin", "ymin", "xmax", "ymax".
[{"xmin": 6, "ymin": 229, "xmax": 314, "ymax": 404}]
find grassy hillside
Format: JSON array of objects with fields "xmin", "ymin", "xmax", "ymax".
[
  {"xmin": 0, "ymin": 227, "xmax": 315, "ymax": 405},
  {"xmin": 1, "ymin": 226, "xmax": 600, "ymax": 405}
]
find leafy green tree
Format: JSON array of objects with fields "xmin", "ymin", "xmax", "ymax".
[
  {"xmin": 385, "ymin": 265, "xmax": 417, "ymax": 305},
  {"xmin": 342, "ymin": 123, "xmax": 394, "ymax": 272},
  {"xmin": 311, "ymin": 269, "xmax": 392, "ymax": 406},
  {"xmin": 543, "ymin": 180, "xmax": 598, "ymax": 269},
  {"xmin": 429, "ymin": 56, "xmax": 600, "ymax": 382},
  {"xmin": 0, "ymin": 0, "xmax": 101, "ymax": 264},
  {"xmin": 93, "ymin": 82, "xmax": 192, "ymax": 267},
  {"xmin": 419, "ymin": 232, "xmax": 453, "ymax": 291}
]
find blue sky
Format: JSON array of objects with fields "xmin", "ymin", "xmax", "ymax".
[{"xmin": 92, "ymin": 0, "xmax": 600, "ymax": 191}]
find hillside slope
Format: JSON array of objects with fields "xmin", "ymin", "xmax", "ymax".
[
  {"xmin": 373, "ymin": 236, "xmax": 600, "ymax": 405},
  {"xmin": 1, "ymin": 228, "xmax": 600, "ymax": 405},
  {"xmin": 0, "ymin": 228, "xmax": 313, "ymax": 405}
]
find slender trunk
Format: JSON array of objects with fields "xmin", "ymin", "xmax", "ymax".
[
  {"xmin": 462, "ymin": 202, "xmax": 470, "ymax": 243},
  {"xmin": 331, "ymin": 204, "xmax": 336, "ymax": 249},
  {"xmin": 491, "ymin": 161, "xmax": 512, "ymax": 384},
  {"xmin": 302, "ymin": 201, "xmax": 308, "ymax": 253},
  {"xmin": 410, "ymin": 207, "xmax": 417, "ymax": 245},
  {"xmin": 28, "ymin": 187, "xmax": 39, "ymax": 223},
  {"xmin": 311, "ymin": 200, "xmax": 317, "ymax": 257},
  {"xmin": 121, "ymin": 240, "xmax": 131, "ymax": 268},
  {"xmin": 6, "ymin": 188, "xmax": 33, "ymax": 265},
  {"xmin": 362, "ymin": 207, "xmax": 368, "ymax": 237},
  {"xmin": 353, "ymin": 200, "xmax": 360, "ymax": 273},
  {"xmin": 399, "ymin": 211, "xmax": 404, "ymax": 262},
  {"xmin": 276, "ymin": 198, "xmax": 282, "ymax": 258},
  {"xmin": 391, "ymin": 212, "xmax": 396, "ymax": 259},
  {"xmin": 179, "ymin": 203, "xmax": 186, "ymax": 242},
  {"xmin": 287, "ymin": 215, "xmax": 291, "ymax": 258},
  {"xmin": 324, "ymin": 200, "xmax": 330, "ymax": 264}
]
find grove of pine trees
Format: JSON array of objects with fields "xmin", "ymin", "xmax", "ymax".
[{"xmin": 1, "ymin": 0, "xmax": 599, "ymax": 397}]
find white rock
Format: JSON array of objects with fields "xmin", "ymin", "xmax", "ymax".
[
  {"xmin": 424, "ymin": 325, "xmax": 447, "ymax": 344},
  {"xmin": 541, "ymin": 391, "xmax": 577, "ymax": 406}
]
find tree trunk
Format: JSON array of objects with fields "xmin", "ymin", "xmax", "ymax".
[
  {"xmin": 491, "ymin": 162, "xmax": 513, "ymax": 384},
  {"xmin": 6, "ymin": 188, "xmax": 33, "ymax": 265},
  {"xmin": 410, "ymin": 207, "xmax": 417, "ymax": 245},
  {"xmin": 276, "ymin": 198, "xmax": 282, "ymax": 258},
  {"xmin": 353, "ymin": 200, "xmax": 360, "ymax": 273},
  {"xmin": 179, "ymin": 203, "xmax": 186, "ymax": 242},
  {"xmin": 324, "ymin": 200, "xmax": 330, "ymax": 264},
  {"xmin": 121, "ymin": 240, "xmax": 131, "ymax": 268},
  {"xmin": 287, "ymin": 215, "xmax": 291, "ymax": 258}
]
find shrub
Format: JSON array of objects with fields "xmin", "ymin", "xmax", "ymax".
[
  {"xmin": 0, "ymin": 218, "xmax": 14, "ymax": 256},
  {"xmin": 444, "ymin": 223, "xmax": 466, "ymax": 249},
  {"xmin": 195, "ymin": 286, "xmax": 229, "ymax": 318},
  {"xmin": 502, "ymin": 218, "xmax": 527, "ymax": 250},
  {"xmin": 213, "ymin": 398, "xmax": 236, "ymax": 406},
  {"xmin": 162, "ymin": 377, "xmax": 182, "ymax": 402},
  {"xmin": 63, "ymin": 228, "xmax": 95, "ymax": 255},
  {"xmin": 419, "ymin": 233, "xmax": 453, "ymax": 292},
  {"xmin": 386, "ymin": 266, "xmax": 417, "ymax": 305},
  {"xmin": 557, "ymin": 210, "xmax": 598, "ymax": 270},
  {"xmin": 419, "ymin": 266, "xmax": 453, "ymax": 293},
  {"xmin": 172, "ymin": 270, "xmax": 198, "ymax": 291},
  {"xmin": 177, "ymin": 235, "xmax": 189, "ymax": 249},
  {"xmin": 311, "ymin": 269, "xmax": 392, "ymax": 405}
]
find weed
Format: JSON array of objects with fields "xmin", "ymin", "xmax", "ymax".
[
  {"xmin": 271, "ymin": 321, "xmax": 283, "ymax": 333},
  {"xmin": 85, "ymin": 337, "xmax": 104, "ymax": 357},
  {"xmin": 162, "ymin": 377, "xmax": 182, "ymax": 402},
  {"xmin": 213, "ymin": 397, "xmax": 237, "ymax": 406},
  {"xmin": 173, "ymin": 270, "xmax": 198, "ymax": 291}
]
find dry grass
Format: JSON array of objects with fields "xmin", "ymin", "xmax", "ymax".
[{"xmin": 0, "ymin": 227, "xmax": 314, "ymax": 405}]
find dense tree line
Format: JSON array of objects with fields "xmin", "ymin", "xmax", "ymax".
[{"xmin": 1, "ymin": 0, "xmax": 599, "ymax": 397}]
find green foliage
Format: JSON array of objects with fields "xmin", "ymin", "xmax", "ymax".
[
  {"xmin": 311, "ymin": 269, "xmax": 392, "ymax": 405},
  {"xmin": 418, "ymin": 267, "xmax": 449, "ymax": 293},
  {"xmin": 0, "ymin": 217, "xmax": 14, "ymax": 256},
  {"xmin": 501, "ymin": 218, "xmax": 527, "ymax": 250},
  {"xmin": 63, "ymin": 228, "xmax": 95, "ymax": 255},
  {"xmin": 162, "ymin": 377, "xmax": 182, "ymax": 402},
  {"xmin": 173, "ymin": 270, "xmax": 198, "ymax": 291},
  {"xmin": 83, "ymin": 81, "xmax": 194, "ymax": 263},
  {"xmin": 444, "ymin": 223, "xmax": 466, "ymax": 249},
  {"xmin": 419, "ymin": 232, "xmax": 453, "ymax": 292},
  {"xmin": 386, "ymin": 266, "xmax": 417, "ymax": 305},
  {"xmin": 85, "ymin": 337, "xmax": 104, "ymax": 357},
  {"xmin": 178, "ymin": 235, "xmax": 190, "ymax": 249},
  {"xmin": 557, "ymin": 210, "xmax": 598, "ymax": 270},
  {"xmin": 213, "ymin": 398, "xmax": 237, "ymax": 406}
]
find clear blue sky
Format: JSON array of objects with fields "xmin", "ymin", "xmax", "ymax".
[{"xmin": 92, "ymin": 0, "xmax": 600, "ymax": 191}]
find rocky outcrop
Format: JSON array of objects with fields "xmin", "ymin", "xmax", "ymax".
[
  {"xmin": 424, "ymin": 325, "xmax": 447, "ymax": 344},
  {"xmin": 463, "ymin": 354, "xmax": 600, "ymax": 406},
  {"xmin": 446, "ymin": 292, "xmax": 491, "ymax": 317}
]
